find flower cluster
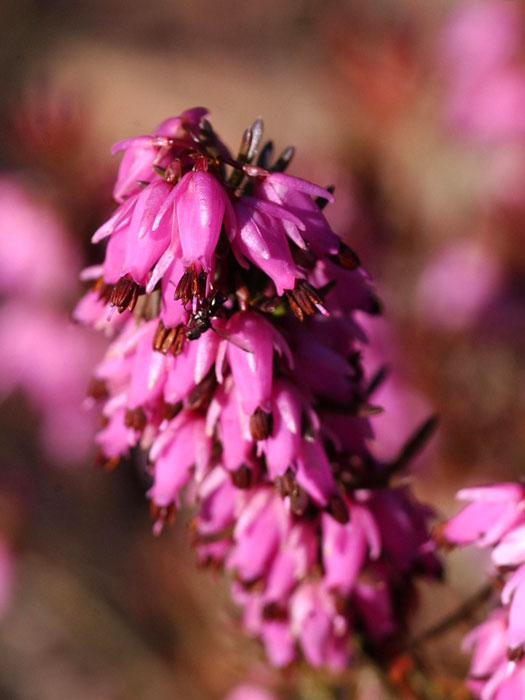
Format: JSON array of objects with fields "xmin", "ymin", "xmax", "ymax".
[
  {"xmin": 76, "ymin": 108, "xmax": 440, "ymax": 668},
  {"xmin": 442, "ymin": 483, "xmax": 525, "ymax": 698}
]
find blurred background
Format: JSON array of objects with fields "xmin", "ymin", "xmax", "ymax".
[{"xmin": 1, "ymin": 0, "xmax": 524, "ymax": 697}]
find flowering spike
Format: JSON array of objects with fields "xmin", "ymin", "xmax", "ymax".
[{"xmin": 76, "ymin": 108, "xmax": 439, "ymax": 671}]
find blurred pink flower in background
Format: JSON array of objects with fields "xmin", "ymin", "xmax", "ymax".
[
  {"xmin": 0, "ymin": 178, "xmax": 80, "ymax": 301},
  {"xmin": 358, "ymin": 313, "xmax": 436, "ymax": 464},
  {"xmin": 224, "ymin": 684, "xmax": 278, "ymax": 700},
  {"xmin": 415, "ymin": 239, "xmax": 503, "ymax": 332},
  {"xmin": 441, "ymin": 0, "xmax": 525, "ymax": 142},
  {"xmin": 0, "ymin": 177, "xmax": 104, "ymax": 464},
  {"xmin": 0, "ymin": 540, "xmax": 14, "ymax": 620}
]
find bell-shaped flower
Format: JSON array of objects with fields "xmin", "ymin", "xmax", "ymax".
[
  {"xmin": 112, "ymin": 107, "xmax": 209, "ymax": 202},
  {"xmin": 207, "ymin": 380, "xmax": 254, "ymax": 471},
  {"xmin": 262, "ymin": 380, "xmax": 304, "ymax": 478},
  {"xmin": 126, "ymin": 322, "xmax": 168, "ymax": 409},
  {"xmin": 290, "ymin": 582, "xmax": 349, "ymax": 670},
  {"xmin": 232, "ymin": 198, "xmax": 304, "ymax": 295},
  {"xmin": 443, "ymin": 483, "xmax": 525, "ymax": 548},
  {"xmin": 227, "ymin": 489, "xmax": 282, "ymax": 582},
  {"xmin": 295, "ymin": 438, "xmax": 338, "ymax": 506},
  {"xmin": 255, "ymin": 172, "xmax": 339, "ymax": 257},
  {"xmin": 163, "ymin": 328, "xmax": 219, "ymax": 405},
  {"xmin": 502, "ymin": 564, "xmax": 525, "ymax": 650},
  {"xmin": 322, "ymin": 503, "xmax": 380, "ymax": 595},
  {"xmin": 225, "ymin": 311, "xmax": 276, "ymax": 415},
  {"xmin": 148, "ymin": 412, "xmax": 211, "ymax": 508}
]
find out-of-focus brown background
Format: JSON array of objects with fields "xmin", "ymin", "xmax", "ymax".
[{"xmin": 0, "ymin": 0, "xmax": 522, "ymax": 698}]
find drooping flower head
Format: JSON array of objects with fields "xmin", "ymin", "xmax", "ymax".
[{"xmin": 76, "ymin": 108, "xmax": 439, "ymax": 668}]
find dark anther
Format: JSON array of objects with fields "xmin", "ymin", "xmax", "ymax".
[
  {"xmin": 262, "ymin": 602, "xmax": 288, "ymax": 621},
  {"xmin": 92, "ymin": 276, "xmax": 113, "ymax": 303},
  {"xmin": 161, "ymin": 326, "xmax": 179, "ymax": 355},
  {"xmin": 149, "ymin": 501, "xmax": 175, "ymax": 527},
  {"xmin": 286, "ymin": 279, "xmax": 325, "ymax": 320},
  {"xmin": 153, "ymin": 320, "xmax": 168, "ymax": 351},
  {"xmin": 290, "ymin": 485, "xmax": 310, "ymax": 517},
  {"xmin": 162, "ymin": 400, "xmax": 182, "ymax": 421},
  {"xmin": 327, "ymin": 493, "xmax": 350, "ymax": 524},
  {"xmin": 124, "ymin": 407, "xmax": 147, "ymax": 432},
  {"xmin": 508, "ymin": 646, "xmax": 525, "ymax": 662},
  {"xmin": 186, "ymin": 372, "xmax": 217, "ymax": 412},
  {"xmin": 249, "ymin": 407, "xmax": 273, "ymax": 441},
  {"xmin": 174, "ymin": 264, "xmax": 206, "ymax": 305},
  {"xmin": 86, "ymin": 377, "xmax": 108, "ymax": 400},
  {"xmin": 110, "ymin": 274, "xmax": 144, "ymax": 313},
  {"xmin": 172, "ymin": 324, "xmax": 186, "ymax": 355},
  {"xmin": 315, "ymin": 185, "xmax": 335, "ymax": 210},
  {"xmin": 330, "ymin": 241, "xmax": 361, "ymax": 270},
  {"xmin": 231, "ymin": 464, "xmax": 253, "ymax": 490},
  {"xmin": 153, "ymin": 321, "xmax": 186, "ymax": 355},
  {"xmin": 282, "ymin": 468, "xmax": 296, "ymax": 496}
]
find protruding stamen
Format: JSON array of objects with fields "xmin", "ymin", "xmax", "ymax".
[
  {"xmin": 149, "ymin": 501, "xmax": 175, "ymax": 527},
  {"xmin": 124, "ymin": 407, "xmax": 147, "ymax": 432},
  {"xmin": 249, "ymin": 407, "xmax": 273, "ymax": 441},
  {"xmin": 286, "ymin": 279, "xmax": 327, "ymax": 320},
  {"xmin": 174, "ymin": 264, "xmax": 207, "ymax": 306},
  {"xmin": 162, "ymin": 401, "xmax": 183, "ymax": 421},
  {"xmin": 92, "ymin": 276, "xmax": 113, "ymax": 303},
  {"xmin": 326, "ymin": 493, "xmax": 349, "ymax": 524},
  {"xmin": 87, "ymin": 377, "xmax": 108, "ymax": 400},
  {"xmin": 186, "ymin": 372, "xmax": 217, "ymax": 412},
  {"xmin": 110, "ymin": 274, "xmax": 144, "ymax": 313},
  {"xmin": 231, "ymin": 464, "xmax": 253, "ymax": 490},
  {"xmin": 330, "ymin": 241, "xmax": 361, "ymax": 270}
]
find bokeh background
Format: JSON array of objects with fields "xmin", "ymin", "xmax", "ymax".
[{"xmin": 1, "ymin": 0, "xmax": 524, "ymax": 697}]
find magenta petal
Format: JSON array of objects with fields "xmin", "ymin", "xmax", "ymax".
[
  {"xmin": 322, "ymin": 511, "xmax": 367, "ymax": 595},
  {"xmin": 295, "ymin": 439, "xmax": 337, "ymax": 506},
  {"xmin": 148, "ymin": 413, "xmax": 211, "ymax": 507},
  {"xmin": 177, "ymin": 171, "xmax": 225, "ymax": 271},
  {"xmin": 226, "ymin": 311, "xmax": 275, "ymax": 415}
]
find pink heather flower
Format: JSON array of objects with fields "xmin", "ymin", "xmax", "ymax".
[
  {"xmin": 111, "ymin": 107, "xmax": 210, "ymax": 203},
  {"xmin": 415, "ymin": 239, "xmax": 503, "ymax": 332},
  {"xmin": 224, "ymin": 685, "xmax": 278, "ymax": 700},
  {"xmin": 357, "ymin": 313, "xmax": 435, "ymax": 465},
  {"xmin": 0, "ymin": 177, "xmax": 80, "ymax": 301},
  {"xmin": 77, "ymin": 109, "xmax": 440, "ymax": 669},
  {"xmin": 440, "ymin": 0, "xmax": 525, "ymax": 142},
  {"xmin": 443, "ymin": 483, "xmax": 525, "ymax": 548},
  {"xmin": 0, "ymin": 304, "xmax": 105, "ymax": 464},
  {"xmin": 0, "ymin": 176, "xmax": 107, "ymax": 465},
  {"xmin": 443, "ymin": 483, "xmax": 525, "ymax": 696}
]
